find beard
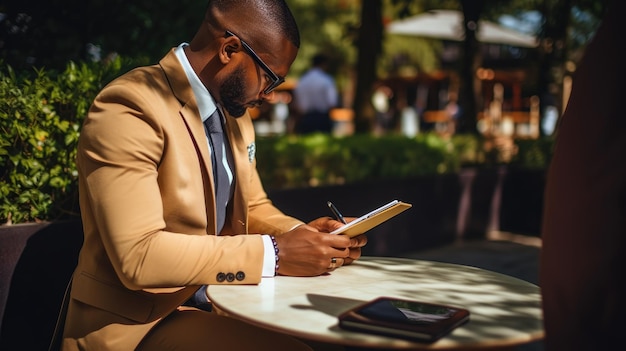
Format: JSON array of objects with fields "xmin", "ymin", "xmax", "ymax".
[{"xmin": 219, "ymin": 68, "xmax": 250, "ymax": 117}]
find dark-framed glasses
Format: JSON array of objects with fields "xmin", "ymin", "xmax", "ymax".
[{"xmin": 225, "ymin": 30, "xmax": 285, "ymax": 95}]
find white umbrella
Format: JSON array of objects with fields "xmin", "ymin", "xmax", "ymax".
[{"xmin": 387, "ymin": 10, "xmax": 538, "ymax": 48}]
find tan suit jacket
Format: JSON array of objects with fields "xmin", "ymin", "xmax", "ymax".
[{"xmin": 62, "ymin": 49, "xmax": 303, "ymax": 350}]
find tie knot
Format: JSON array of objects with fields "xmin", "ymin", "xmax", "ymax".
[{"xmin": 205, "ymin": 110, "xmax": 223, "ymax": 134}]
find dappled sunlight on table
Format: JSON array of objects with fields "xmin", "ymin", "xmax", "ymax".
[{"xmin": 209, "ymin": 257, "xmax": 542, "ymax": 349}]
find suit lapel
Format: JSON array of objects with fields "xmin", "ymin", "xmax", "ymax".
[
  {"xmin": 158, "ymin": 48, "xmax": 258, "ymax": 236},
  {"xmin": 159, "ymin": 49, "xmax": 218, "ymax": 234}
]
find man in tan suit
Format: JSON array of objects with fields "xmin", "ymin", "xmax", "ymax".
[{"xmin": 62, "ymin": 1, "xmax": 366, "ymax": 350}]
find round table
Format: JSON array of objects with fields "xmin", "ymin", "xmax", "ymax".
[{"xmin": 207, "ymin": 256, "xmax": 543, "ymax": 350}]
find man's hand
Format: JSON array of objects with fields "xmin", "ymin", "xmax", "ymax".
[
  {"xmin": 307, "ymin": 216, "xmax": 367, "ymax": 266},
  {"xmin": 273, "ymin": 217, "xmax": 367, "ymax": 276}
]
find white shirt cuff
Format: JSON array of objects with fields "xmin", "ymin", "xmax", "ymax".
[{"xmin": 261, "ymin": 235, "xmax": 276, "ymax": 277}]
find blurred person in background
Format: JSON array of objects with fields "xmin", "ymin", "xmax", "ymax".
[{"xmin": 293, "ymin": 53, "xmax": 338, "ymax": 134}]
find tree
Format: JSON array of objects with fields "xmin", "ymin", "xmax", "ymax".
[
  {"xmin": 284, "ymin": 0, "xmax": 359, "ymax": 84},
  {"xmin": 486, "ymin": 0, "xmax": 609, "ymax": 135},
  {"xmin": 457, "ymin": 0, "xmax": 484, "ymax": 134},
  {"xmin": 352, "ymin": 0, "xmax": 384, "ymax": 132},
  {"xmin": 1, "ymin": 0, "xmax": 610, "ymax": 135},
  {"xmin": 0, "ymin": 0, "xmax": 206, "ymax": 70},
  {"xmin": 384, "ymin": 0, "xmax": 609, "ymax": 135}
]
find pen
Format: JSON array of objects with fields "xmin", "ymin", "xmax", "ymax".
[{"xmin": 327, "ymin": 201, "xmax": 347, "ymax": 224}]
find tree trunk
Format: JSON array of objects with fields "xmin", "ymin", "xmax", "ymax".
[
  {"xmin": 457, "ymin": 0, "xmax": 484, "ymax": 134},
  {"xmin": 352, "ymin": 0, "xmax": 384, "ymax": 133}
]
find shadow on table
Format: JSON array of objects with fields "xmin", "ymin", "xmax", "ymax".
[{"xmin": 302, "ymin": 238, "xmax": 544, "ymax": 351}]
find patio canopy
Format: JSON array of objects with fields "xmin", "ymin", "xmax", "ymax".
[{"xmin": 387, "ymin": 10, "xmax": 538, "ymax": 48}]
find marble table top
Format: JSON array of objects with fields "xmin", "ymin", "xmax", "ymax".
[{"xmin": 208, "ymin": 256, "xmax": 543, "ymax": 350}]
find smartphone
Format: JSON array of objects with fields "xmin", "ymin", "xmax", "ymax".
[{"xmin": 338, "ymin": 297, "xmax": 470, "ymax": 343}]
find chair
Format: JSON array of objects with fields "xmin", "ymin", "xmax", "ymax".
[{"xmin": 0, "ymin": 221, "xmax": 83, "ymax": 351}]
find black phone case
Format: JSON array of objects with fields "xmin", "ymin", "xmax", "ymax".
[{"xmin": 338, "ymin": 297, "xmax": 470, "ymax": 343}]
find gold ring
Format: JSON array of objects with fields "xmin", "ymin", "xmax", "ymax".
[{"xmin": 329, "ymin": 257, "xmax": 337, "ymax": 269}]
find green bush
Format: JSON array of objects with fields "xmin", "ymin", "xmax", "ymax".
[
  {"xmin": 255, "ymin": 133, "xmax": 460, "ymax": 189},
  {"xmin": 255, "ymin": 133, "xmax": 555, "ymax": 190},
  {"xmin": 0, "ymin": 61, "xmax": 555, "ymax": 225},
  {"xmin": 0, "ymin": 59, "xmax": 133, "ymax": 224}
]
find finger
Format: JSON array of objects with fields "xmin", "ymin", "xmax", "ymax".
[
  {"xmin": 348, "ymin": 247, "xmax": 362, "ymax": 260},
  {"xmin": 327, "ymin": 219, "xmax": 345, "ymax": 232},
  {"xmin": 327, "ymin": 257, "xmax": 338, "ymax": 270},
  {"xmin": 330, "ymin": 246, "xmax": 350, "ymax": 258},
  {"xmin": 324, "ymin": 234, "xmax": 354, "ymax": 249},
  {"xmin": 308, "ymin": 217, "xmax": 343, "ymax": 233},
  {"xmin": 350, "ymin": 235, "xmax": 368, "ymax": 248},
  {"xmin": 327, "ymin": 257, "xmax": 346, "ymax": 270},
  {"xmin": 341, "ymin": 248, "xmax": 362, "ymax": 266}
]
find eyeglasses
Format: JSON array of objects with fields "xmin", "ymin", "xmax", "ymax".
[{"xmin": 225, "ymin": 30, "xmax": 285, "ymax": 95}]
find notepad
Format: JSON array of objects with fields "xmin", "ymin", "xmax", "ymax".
[{"xmin": 330, "ymin": 200, "xmax": 412, "ymax": 237}]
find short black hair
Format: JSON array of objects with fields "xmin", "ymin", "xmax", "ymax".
[
  {"xmin": 312, "ymin": 54, "xmax": 329, "ymax": 66},
  {"xmin": 208, "ymin": 0, "xmax": 300, "ymax": 48}
]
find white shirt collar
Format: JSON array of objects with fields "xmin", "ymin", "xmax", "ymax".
[{"xmin": 174, "ymin": 43, "xmax": 218, "ymax": 123}]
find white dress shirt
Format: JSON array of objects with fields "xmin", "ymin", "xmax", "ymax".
[{"xmin": 174, "ymin": 43, "xmax": 276, "ymax": 278}]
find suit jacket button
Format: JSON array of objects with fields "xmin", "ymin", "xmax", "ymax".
[
  {"xmin": 236, "ymin": 271, "xmax": 245, "ymax": 281},
  {"xmin": 226, "ymin": 273, "xmax": 235, "ymax": 282},
  {"xmin": 216, "ymin": 272, "xmax": 226, "ymax": 282}
]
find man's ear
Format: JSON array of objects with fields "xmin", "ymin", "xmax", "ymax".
[{"xmin": 220, "ymin": 36, "xmax": 241, "ymax": 64}]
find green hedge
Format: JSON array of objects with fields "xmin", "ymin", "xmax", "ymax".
[
  {"xmin": 256, "ymin": 133, "xmax": 459, "ymax": 189},
  {"xmin": 255, "ymin": 132, "xmax": 554, "ymax": 190},
  {"xmin": 0, "ymin": 59, "xmax": 136, "ymax": 224},
  {"xmin": 0, "ymin": 61, "xmax": 554, "ymax": 225}
]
